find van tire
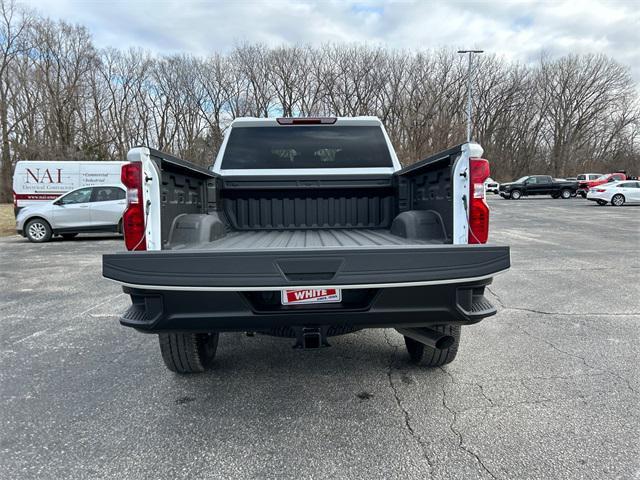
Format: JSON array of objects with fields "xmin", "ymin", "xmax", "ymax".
[
  {"xmin": 25, "ymin": 218, "xmax": 52, "ymax": 243},
  {"xmin": 403, "ymin": 325, "xmax": 461, "ymax": 367},
  {"xmin": 158, "ymin": 332, "xmax": 219, "ymax": 374}
]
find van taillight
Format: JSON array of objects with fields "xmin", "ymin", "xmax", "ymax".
[
  {"xmin": 120, "ymin": 162, "xmax": 146, "ymax": 251},
  {"xmin": 468, "ymin": 158, "xmax": 490, "ymax": 244}
]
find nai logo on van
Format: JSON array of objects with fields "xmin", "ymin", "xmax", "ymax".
[{"xmin": 26, "ymin": 168, "xmax": 62, "ymax": 184}]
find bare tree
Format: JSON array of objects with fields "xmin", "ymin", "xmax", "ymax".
[
  {"xmin": 1, "ymin": 4, "xmax": 638, "ymax": 191},
  {"xmin": 0, "ymin": 0, "xmax": 31, "ymax": 201}
]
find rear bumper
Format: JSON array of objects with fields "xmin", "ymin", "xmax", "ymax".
[
  {"xmin": 120, "ymin": 279, "xmax": 498, "ymax": 333},
  {"xmin": 103, "ymin": 243, "xmax": 509, "ymax": 333}
]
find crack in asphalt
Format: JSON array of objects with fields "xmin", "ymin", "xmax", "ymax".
[
  {"xmin": 450, "ymin": 395, "xmax": 585, "ymax": 414},
  {"xmin": 506, "ymin": 307, "xmax": 639, "ymax": 317},
  {"xmin": 477, "ymin": 383, "xmax": 495, "ymax": 407},
  {"xmin": 487, "ymin": 287, "xmax": 637, "ymax": 395},
  {"xmin": 514, "ymin": 325, "xmax": 637, "ymax": 395},
  {"xmin": 486, "ymin": 287, "xmax": 639, "ymax": 317},
  {"xmin": 383, "ymin": 331, "xmax": 434, "ymax": 477},
  {"xmin": 439, "ymin": 367, "xmax": 499, "ymax": 480},
  {"xmin": 486, "ymin": 286, "xmax": 506, "ymax": 309}
]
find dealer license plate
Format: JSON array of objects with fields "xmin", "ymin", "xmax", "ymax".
[{"xmin": 281, "ymin": 288, "xmax": 342, "ymax": 305}]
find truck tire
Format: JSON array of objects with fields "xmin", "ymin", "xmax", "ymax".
[
  {"xmin": 25, "ymin": 218, "xmax": 53, "ymax": 243},
  {"xmin": 158, "ymin": 332, "xmax": 219, "ymax": 373},
  {"xmin": 561, "ymin": 189, "xmax": 572, "ymax": 199},
  {"xmin": 403, "ymin": 325, "xmax": 461, "ymax": 367},
  {"xmin": 510, "ymin": 190, "xmax": 522, "ymax": 200}
]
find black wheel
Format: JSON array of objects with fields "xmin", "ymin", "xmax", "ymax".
[
  {"xmin": 510, "ymin": 190, "xmax": 522, "ymax": 200},
  {"xmin": 117, "ymin": 219, "xmax": 123, "ymax": 234},
  {"xmin": 561, "ymin": 189, "xmax": 572, "ymax": 199},
  {"xmin": 158, "ymin": 332, "xmax": 219, "ymax": 374},
  {"xmin": 596, "ymin": 200, "xmax": 607, "ymax": 206},
  {"xmin": 61, "ymin": 233, "xmax": 78, "ymax": 240},
  {"xmin": 25, "ymin": 218, "xmax": 52, "ymax": 243},
  {"xmin": 611, "ymin": 194, "xmax": 625, "ymax": 206},
  {"xmin": 403, "ymin": 325, "xmax": 461, "ymax": 367}
]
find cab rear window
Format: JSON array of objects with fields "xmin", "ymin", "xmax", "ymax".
[{"xmin": 221, "ymin": 126, "xmax": 393, "ymax": 169}]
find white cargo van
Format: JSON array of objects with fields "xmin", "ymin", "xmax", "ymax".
[{"xmin": 12, "ymin": 160, "xmax": 126, "ymax": 214}]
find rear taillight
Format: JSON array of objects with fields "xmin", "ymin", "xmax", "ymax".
[
  {"xmin": 468, "ymin": 158, "xmax": 490, "ymax": 244},
  {"xmin": 120, "ymin": 162, "xmax": 146, "ymax": 251}
]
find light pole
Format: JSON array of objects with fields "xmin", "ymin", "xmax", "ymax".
[{"xmin": 457, "ymin": 50, "xmax": 483, "ymax": 143}]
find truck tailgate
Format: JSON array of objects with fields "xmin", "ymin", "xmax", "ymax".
[{"xmin": 103, "ymin": 244, "xmax": 510, "ymax": 290}]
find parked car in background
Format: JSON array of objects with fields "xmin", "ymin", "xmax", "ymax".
[
  {"xmin": 12, "ymin": 160, "xmax": 126, "ymax": 215},
  {"xmin": 586, "ymin": 181, "xmax": 640, "ymax": 206},
  {"xmin": 16, "ymin": 185, "xmax": 126, "ymax": 242},
  {"xmin": 576, "ymin": 173, "xmax": 602, "ymax": 183},
  {"xmin": 577, "ymin": 172, "xmax": 626, "ymax": 198},
  {"xmin": 484, "ymin": 177, "xmax": 499, "ymax": 194},
  {"xmin": 499, "ymin": 175, "xmax": 578, "ymax": 200}
]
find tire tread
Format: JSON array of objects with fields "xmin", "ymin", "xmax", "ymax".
[
  {"xmin": 159, "ymin": 333, "xmax": 217, "ymax": 374},
  {"xmin": 403, "ymin": 325, "xmax": 461, "ymax": 367}
]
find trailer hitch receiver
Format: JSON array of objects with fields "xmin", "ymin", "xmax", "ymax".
[{"xmin": 293, "ymin": 327, "xmax": 330, "ymax": 349}]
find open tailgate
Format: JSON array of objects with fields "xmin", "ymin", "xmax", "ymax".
[{"xmin": 103, "ymin": 244, "xmax": 510, "ymax": 290}]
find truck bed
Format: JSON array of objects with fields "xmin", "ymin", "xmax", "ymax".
[{"xmin": 169, "ymin": 228, "xmax": 442, "ymax": 251}]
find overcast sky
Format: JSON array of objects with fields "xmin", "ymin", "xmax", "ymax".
[{"xmin": 21, "ymin": 0, "xmax": 640, "ymax": 80}]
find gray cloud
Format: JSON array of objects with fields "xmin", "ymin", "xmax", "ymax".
[{"xmin": 23, "ymin": 0, "xmax": 640, "ymax": 80}]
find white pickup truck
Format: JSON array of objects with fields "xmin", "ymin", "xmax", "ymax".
[{"xmin": 102, "ymin": 117, "xmax": 510, "ymax": 374}]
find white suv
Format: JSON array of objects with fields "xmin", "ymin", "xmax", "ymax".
[{"xmin": 16, "ymin": 185, "xmax": 126, "ymax": 242}]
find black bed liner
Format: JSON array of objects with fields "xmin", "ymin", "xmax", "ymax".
[{"xmin": 103, "ymin": 243, "xmax": 510, "ymax": 289}]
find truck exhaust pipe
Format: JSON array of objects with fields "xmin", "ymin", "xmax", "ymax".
[{"xmin": 396, "ymin": 327, "xmax": 455, "ymax": 350}]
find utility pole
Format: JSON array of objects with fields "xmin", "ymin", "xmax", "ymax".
[{"xmin": 457, "ymin": 50, "xmax": 483, "ymax": 143}]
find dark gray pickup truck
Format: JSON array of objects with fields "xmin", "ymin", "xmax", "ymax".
[{"xmin": 103, "ymin": 117, "xmax": 510, "ymax": 374}]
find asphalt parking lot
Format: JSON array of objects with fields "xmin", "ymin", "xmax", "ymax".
[{"xmin": 1, "ymin": 197, "xmax": 639, "ymax": 480}]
